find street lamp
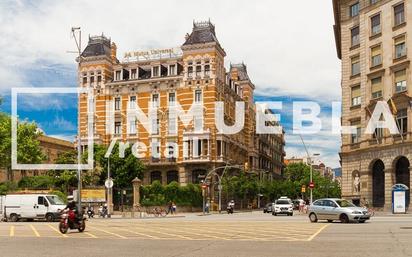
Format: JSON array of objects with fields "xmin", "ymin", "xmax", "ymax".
[
  {"xmin": 203, "ymin": 162, "xmax": 243, "ymax": 214},
  {"xmin": 299, "ymin": 134, "xmax": 320, "ymax": 204}
]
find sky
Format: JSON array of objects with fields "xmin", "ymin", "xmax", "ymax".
[{"xmin": 0, "ymin": 0, "xmax": 342, "ymax": 168}]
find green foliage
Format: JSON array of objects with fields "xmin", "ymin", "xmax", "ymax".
[
  {"xmin": 18, "ymin": 175, "xmax": 55, "ymax": 189},
  {"xmin": 0, "ymin": 181, "xmax": 18, "ymax": 195},
  {"xmin": 140, "ymin": 182, "xmax": 202, "ymax": 207},
  {"xmin": 50, "ymin": 190, "xmax": 67, "ymax": 204},
  {"xmin": 221, "ymin": 163, "xmax": 341, "ymax": 204},
  {"xmin": 0, "ymin": 113, "xmax": 45, "ymax": 179},
  {"xmin": 97, "ymin": 143, "xmax": 145, "ymax": 189}
]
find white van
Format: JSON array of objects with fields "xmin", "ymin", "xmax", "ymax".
[
  {"xmin": 0, "ymin": 195, "xmax": 5, "ymax": 217},
  {"xmin": 4, "ymin": 194, "xmax": 66, "ymax": 222}
]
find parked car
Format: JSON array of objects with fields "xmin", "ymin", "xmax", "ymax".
[
  {"xmin": 3, "ymin": 194, "xmax": 66, "ymax": 222},
  {"xmin": 308, "ymin": 198, "xmax": 371, "ymax": 223},
  {"xmin": 263, "ymin": 203, "xmax": 274, "ymax": 213},
  {"xmin": 272, "ymin": 197, "xmax": 293, "ymax": 216}
]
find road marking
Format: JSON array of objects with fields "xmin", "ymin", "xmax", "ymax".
[
  {"xmin": 88, "ymin": 226, "xmax": 127, "ymax": 239},
  {"xmin": 30, "ymin": 225, "xmax": 40, "ymax": 237},
  {"xmin": 47, "ymin": 224, "xmax": 67, "ymax": 238},
  {"xmin": 85, "ymin": 232, "xmax": 98, "ymax": 238},
  {"xmin": 132, "ymin": 226, "xmax": 193, "ymax": 240},
  {"xmin": 170, "ymin": 227, "xmax": 229, "ymax": 240},
  {"xmin": 9, "ymin": 226, "xmax": 14, "ymax": 237},
  {"xmin": 307, "ymin": 224, "xmax": 329, "ymax": 241},
  {"xmin": 114, "ymin": 227, "xmax": 160, "ymax": 239}
]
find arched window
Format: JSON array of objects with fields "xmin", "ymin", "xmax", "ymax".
[
  {"xmin": 371, "ymin": 160, "xmax": 385, "ymax": 207},
  {"xmin": 395, "ymin": 156, "xmax": 410, "ymax": 206},
  {"xmin": 167, "ymin": 171, "xmax": 179, "ymax": 184},
  {"xmin": 150, "ymin": 171, "xmax": 162, "ymax": 184}
]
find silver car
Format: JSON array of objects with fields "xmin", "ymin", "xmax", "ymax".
[{"xmin": 308, "ymin": 198, "xmax": 371, "ymax": 223}]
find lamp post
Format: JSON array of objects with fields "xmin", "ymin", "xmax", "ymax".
[
  {"xmin": 299, "ymin": 134, "xmax": 320, "ymax": 204},
  {"xmin": 70, "ymin": 27, "xmax": 82, "ymax": 214},
  {"xmin": 203, "ymin": 163, "xmax": 243, "ymax": 214}
]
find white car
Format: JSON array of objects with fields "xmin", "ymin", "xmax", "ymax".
[{"xmin": 272, "ymin": 197, "xmax": 294, "ymax": 216}]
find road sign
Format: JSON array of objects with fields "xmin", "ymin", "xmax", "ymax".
[
  {"xmin": 105, "ymin": 179, "xmax": 114, "ymax": 189},
  {"xmin": 309, "ymin": 182, "xmax": 315, "ymax": 189}
]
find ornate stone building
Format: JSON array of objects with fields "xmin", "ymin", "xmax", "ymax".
[
  {"xmin": 77, "ymin": 21, "xmax": 285, "ymax": 186},
  {"xmin": 333, "ymin": 0, "xmax": 412, "ymax": 209},
  {"xmin": 0, "ymin": 135, "xmax": 75, "ymax": 182}
]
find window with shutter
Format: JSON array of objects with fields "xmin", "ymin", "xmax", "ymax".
[
  {"xmin": 371, "ymin": 14, "xmax": 381, "ymax": 35},
  {"xmin": 395, "ymin": 69, "xmax": 407, "ymax": 92},
  {"xmin": 351, "ymin": 85, "xmax": 361, "ymax": 106},
  {"xmin": 371, "ymin": 45, "xmax": 382, "ymax": 67},
  {"xmin": 395, "ymin": 36, "xmax": 406, "ymax": 59},
  {"xmin": 371, "ymin": 77, "xmax": 383, "ymax": 99}
]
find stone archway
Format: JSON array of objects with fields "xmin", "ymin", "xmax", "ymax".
[
  {"xmin": 394, "ymin": 156, "xmax": 410, "ymax": 206},
  {"xmin": 371, "ymin": 160, "xmax": 385, "ymax": 207}
]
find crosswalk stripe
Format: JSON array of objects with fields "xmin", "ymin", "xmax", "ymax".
[
  {"xmin": 307, "ymin": 224, "xmax": 329, "ymax": 241},
  {"xmin": 9, "ymin": 226, "xmax": 14, "ymax": 237},
  {"xmin": 30, "ymin": 225, "xmax": 40, "ymax": 237},
  {"xmin": 88, "ymin": 226, "xmax": 126, "ymax": 239},
  {"xmin": 114, "ymin": 227, "xmax": 160, "ymax": 239},
  {"xmin": 85, "ymin": 232, "xmax": 98, "ymax": 238},
  {"xmin": 47, "ymin": 224, "xmax": 67, "ymax": 237}
]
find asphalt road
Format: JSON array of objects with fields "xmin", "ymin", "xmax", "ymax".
[{"xmin": 1, "ymin": 212, "xmax": 412, "ymax": 257}]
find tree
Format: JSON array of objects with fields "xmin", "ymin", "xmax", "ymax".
[
  {"xmin": 0, "ymin": 114, "xmax": 45, "ymax": 181},
  {"xmin": 97, "ymin": 143, "xmax": 145, "ymax": 189}
]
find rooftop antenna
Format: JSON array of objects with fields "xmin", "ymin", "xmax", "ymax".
[{"xmin": 69, "ymin": 26, "xmax": 83, "ymax": 215}]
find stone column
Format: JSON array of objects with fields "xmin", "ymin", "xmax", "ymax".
[
  {"xmin": 384, "ymin": 168, "xmax": 393, "ymax": 211},
  {"xmin": 179, "ymin": 166, "xmax": 187, "ymax": 186},
  {"xmin": 132, "ymin": 177, "xmax": 142, "ymax": 209}
]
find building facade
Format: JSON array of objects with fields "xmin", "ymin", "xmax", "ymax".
[
  {"xmin": 333, "ymin": 0, "xmax": 412, "ymax": 209},
  {"xmin": 78, "ymin": 21, "xmax": 285, "ymax": 186},
  {"xmin": 1, "ymin": 135, "xmax": 75, "ymax": 182}
]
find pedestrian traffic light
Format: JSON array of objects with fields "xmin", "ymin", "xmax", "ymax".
[{"xmin": 244, "ymin": 162, "xmax": 249, "ymax": 171}]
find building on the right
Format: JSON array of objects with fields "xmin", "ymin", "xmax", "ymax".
[{"xmin": 333, "ymin": 0, "xmax": 412, "ymax": 209}]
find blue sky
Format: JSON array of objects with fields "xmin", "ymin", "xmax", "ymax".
[{"xmin": 0, "ymin": 0, "xmax": 342, "ymax": 168}]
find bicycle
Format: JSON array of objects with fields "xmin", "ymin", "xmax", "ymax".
[{"xmin": 145, "ymin": 207, "xmax": 167, "ymax": 217}]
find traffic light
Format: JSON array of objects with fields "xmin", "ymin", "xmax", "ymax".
[
  {"xmin": 301, "ymin": 185, "xmax": 306, "ymax": 193},
  {"xmin": 244, "ymin": 162, "xmax": 249, "ymax": 171}
]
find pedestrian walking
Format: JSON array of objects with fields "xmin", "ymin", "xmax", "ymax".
[
  {"xmin": 167, "ymin": 201, "xmax": 173, "ymax": 214},
  {"xmin": 172, "ymin": 201, "xmax": 177, "ymax": 215}
]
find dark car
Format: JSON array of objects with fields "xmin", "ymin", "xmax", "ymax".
[{"xmin": 263, "ymin": 203, "xmax": 274, "ymax": 213}]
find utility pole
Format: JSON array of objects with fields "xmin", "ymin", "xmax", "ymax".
[
  {"xmin": 107, "ymin": 156, "xmax": 111, "ymax": 217},
  {"xmin": 299, "ymin": 134, "xmax": 319, "ymax": 205},
  {"xmin": 71, "ymin": 27, "xmax": 82, "ymax": 214}
]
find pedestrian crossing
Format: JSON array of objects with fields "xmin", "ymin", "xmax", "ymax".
[{"xmin": 0, "ymin": 220, "xmax": 329, "ymax": 242}]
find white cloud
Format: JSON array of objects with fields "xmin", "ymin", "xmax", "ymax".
[
  {"xmin": 0, "ymin": 0, "xmax": 340, "ymax": 100},
  {"xmin": 1, "ymin": 0, "xmax": 342, "ymax": 167}
]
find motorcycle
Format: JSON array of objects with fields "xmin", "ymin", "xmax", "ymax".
[
  {"xmin": 59, "ymin": 209, "xmax": 86, "ymax": 234},
  {"xmin": 87, "ymin": 209, "xmax": 94, "ymax": 219},
  {"xmin": 227, "ymin": 206, "xmax": 234, "ymax": 214},
  {"xmin": 99, "ymin": 206, "xmax": 110, "ymax": 218}
]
